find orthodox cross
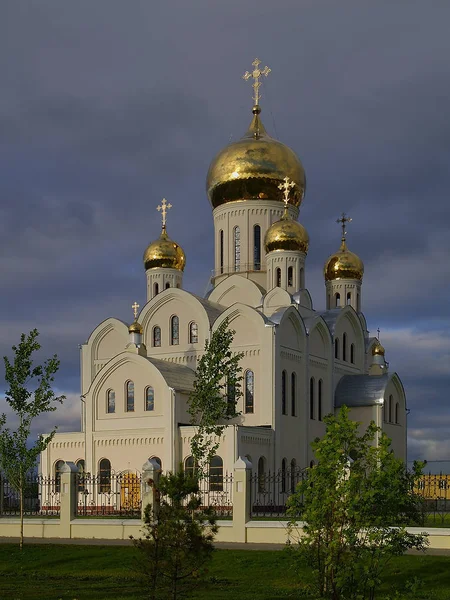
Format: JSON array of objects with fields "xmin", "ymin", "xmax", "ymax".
[
  {"xmin": 132, "ymin": 302, "xmax": 140, "ymax": 320},
  {"xmin": 377, "ymin": 327, "xmax": 381, "ymax": 340},
  {"xmin": 337, "ymin": 212, "xmax": 352, "ymax": 240},
  {"xmin": 157, "ymin": 198, "xmax": 172, "ymax": 228},
  {"xmin": 278, "ymin": 176, "xmax": 295, "ymax": 208},
  {"xmin": 243, "ymin": 58, "xmax": 271, "ymax": 106}
]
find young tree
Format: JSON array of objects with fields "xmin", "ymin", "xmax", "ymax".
[
  {"xmin": 188, "ymin": 318, "xmax": 244, "ymax": 474},
  {"xmin": 0, "ymin": 329, "xmax": 65, "ymax": 549},
  {"xmin": 132, "ymin": 470, "xmax": 218, "ymax": 600},
  {"xmin": 287, "ymin": 406, "xmax": 427, "ymax": 600}
]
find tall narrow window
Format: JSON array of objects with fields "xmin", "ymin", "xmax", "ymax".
[
  {"xmin": 245, "ymin": 369, "xmax": 254, "ymax": 414},
  {"xmin": 154, "ymin": 283, "xmax": 159, "ymax": 296},
  {"xmin": 347, "ymin": 292, "xmax": 351, "ymax": 305},
  {"xmin": 254, "ymin": 225, "xmax": 261, "ymax": 270},
  {"xmin": 145, "ymin": 386, "xmax": 154, "ymax": 411},
  {"xmin": 126, "ymin": 381, "xmax": 134, "ymax": 412},
  {"xmin": 281, "ymin": 458, "xmax": 287, "ymax": 493},
  {"xmin": 291, "ymin": 372, "xmax": 296, "ymax": 416},
  {"xmin": 276, "ymin": 268, "xmax": 282, "ymax": 287},
  {"xmin": 257, "ymin": 457, "xmax": 266, "ymax": 493},
  {"xmin": 357, "ymin": 293, "xmax": 361, "ymax": 312},
  {"xmin": 395, "ymin": 402, "xmax": 399, "ymax": 424},
  {"xmin": 281, "ymin": 370, "xmax": 287, "ymax": 415},
  {"xmin": 76, "ymin": 460, "xmax": 85, "ymax": 491},
  {"xmin": 153, "ymin": 325, "xmax": 161, "ymax": 347},
  {"xmin": 107, "ymin": 389, "xmax": 115, "ymax": 414},
  {"xmin": 389, "ymin": 395, "xmax": 393, "ymax": 422},
  {"xmin": 185, "ymin": 456, "xmax": 196, "ymax": 477},
  {"xmin": 318, "ymin": 379, "xmax": 323, "ymax": 421},
  {"xmin": 287, "ymin": 266, "xmax": 293, "ymax": 287},
  {"xmin": 99, "ymin": 458, "xmax": 111, "ymax": 493},
  {"xmin": 290, "ymin": 459, "xmax": 297, "ymax": 493},
  {"xmin": 189, "ymin": 321, "xmax": 198, "ymax": 344},
  {"xmin": 209, "ymin": 455, "xmax": 223, "ymax": 491},
  {"xmin": 219, "ymin": 229, "xmax": 224, "ymax": 274},
  {"xmin": 150, "ymin": 457, "xmax": 162, "ymax": 471},
  {"xmin": 170, "ymin": 315, "xmax": 179, "ymax": 345},
  {"xmin": 309, "ymin": 377, "xmax": 315, "ymax": 419},
  {"xmin": 335, "ymin": 293, "xmax": 341, "ymax": 307},
  {"xmin": 54, "ymin": 460, "xmax": 65, "ymax": 493},
  {"xmin": 343, "ymin": 333, "xmax": 347, "ymax": 362},
  {"xmin": 165, "ymin": 282, "xmax": 170, "ymax": 289},
  {"xmin": 233, "ymin": 226, "xmax": 240, "ymax": 271},
  {"xmin": 383, "ymin": 399, "xmax": 387, "ymax": 422},
  {"xmin": 350, "ymin": 343, "xmax": 355, "ymax": 364},
  {"xmin": 335, "ymin": 338, "xmax": 340, "ymax": 359}
]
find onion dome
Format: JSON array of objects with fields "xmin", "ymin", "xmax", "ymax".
[
  {"xmin": 264, "ymin": 209, "xmax": 309, "ymax": 253},
  {"xmin": 372, "ymin": 340, "xmax": 385, "ymax": 356},
  {"xmin": 129, "ymin": 320, "xmax": 143, "ymax": 335},
  {"xmin": 324, "ymin": 238, "xmax": 364, "ymax": 281},
  {"xmin": 206, "ymin": 106, "xmax": 306, "ymax": 209},
  {"xmin": 143, "ymin": 225, "xmax": 186, "ymax": 271}
]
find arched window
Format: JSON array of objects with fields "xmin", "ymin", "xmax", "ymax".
[
  {"xmin": 276, "ymin": 268, "xmax": 281, "ymax": 287},
  {"xmin": 145, "ymin": 387, "xmax": 154, "ymax": 411},
  {"xmin": 245, "ymin": 370, "xmax": 254, "ymax": 414},
  {"xmin": 219, "ymin": 229, "xmax": 224, "ymax": 274},
  {"xmin": 76, "ymin": 459, "xmax": 85, "ymax": 473},
  {"xmin": 389, "ymin": 395, "xmax": 393, "ymax": 422},
  {"xmin": 257, "ymin": 456, "xmax": 266, "ymax": 493},
  {"xmin": 335, "ymin": 293, "xmax": 341, "ymax": 307},
  {"xmin": 254, "ymin": 225, "xmax": 261, "ymax": 270},
  {"xmin": 309, "ymin": 377, "xmax": 315, "ymax": 419},
  {"xmin": 165, "ymin": 282, "xmax": 170, "ymax": 289},
  {"xmin": 395, "ymin": 402, "xmax": 399, "ymax": 424},
  {"xmin": 150, "ymin": 456, "xmax": 162, "ymax": 471},
  {"xmin": 76, "ymin": 459, "xmax": 85, "ymax": 491},
  {"xmin": 209, "ymin": 455, "xmax": 223, "ymax": 491},
  {"xmin": 170, "ymin": 315, "xmax": 179, "ymax": 345},
  {"xmin": 189, "ymin": 321, "xmax": 199, "ymax": 344},
  {"xmin": 153, "ymin": 326, "xmax": 161, "ymax": 347},
  {"xmin": 350, "ymin": 343, "xmax": 355, "ymax": 364},
  {"xmin": 281, "ymin": 458, "xmax": 287, "ymax": 493},
  {"xmin": 287, "ymin": 266, "xmax": 293, "ymax": 287},
  {"xmin": 107, "ymin": 389, "xmax": 115, "ymax": 414},
  {"xmin": 281, "ymin": 370, "xmax": 287, "ymax": 415},
  {"xmin": 343, "ymin": 333, "xmax": 347, "ymax": 362},
  {"xmin": 154, "ymin": 282, "xmax": 159, "ymax": 296},
  {"xmin": 126, "ymin": 381, "xmax": 134, "ymax": 412},
  {"xmin": 291, "ymin": 372, "xmax": 296, "ymax": 416},
  {"xmin": 318, "ymin": 379, "xmax": 323, "ymax": 421},
  {"xmin": 184, "ymin": 456, "xmax": 196, "ymax": 477},
  {"xmin": 233, "ymin": 226, "xmax": 240, "ymax": 271},
  {"xmin": 346, "ymin": 292, "xmax": 351, "ymax": 305},
  {"xmin": 290, "ymin": 459, "xmax": 297, "ymax": 493},
  {"xmin": 335, "ymin": 338, "xmax": 340, "ymax": 359},
  {"xmin": 54, "ymin": 460, "xmax": 65, "ymax": 493},
  {"xmin": 99, "ymin": 458, "xmax": 111, "ymax": 493}
]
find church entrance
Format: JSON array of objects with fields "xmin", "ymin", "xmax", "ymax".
[{"xmin": 120, "ymin": 472, "xmax": 141, "ymax": 512}]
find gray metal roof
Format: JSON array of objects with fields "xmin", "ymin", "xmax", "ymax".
[
  {"xmin": 146, "ymin": 357, "xmax": 196, "ymax": 392},
  {"xmin": 191, "ymin": 294, "xmax": 225, "ymax": 326},
  {"xmin": 317, "ymin": 309, "xmax": 341, "ymax": 335},
  {"xmin": 335, "ymin": 374, "xmax": 390, "ymax": 407}
]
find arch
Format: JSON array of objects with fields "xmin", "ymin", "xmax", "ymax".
[
  {"xmin": 54, "ymin": 460, "xmax": 65, "ymax": 493},
  {"xmin": 309, "ymin": 377, "xmax": 315, "ymax": 419},
  {"xmin": 76, "ymin": 459, "xmax": 85, "ymax": 491},
  {"xmin": 395, "ymin": 402, "xmax": 399, "ymax": 424},
  {"xmin": 245, "ymin": 369, "xmax": 254, "ymax": 414},
  {"xmin": 350, "ymin": 343, "xmax": 355, "ymax": 364},
  {"xmin": 254, "ymin": 224, "xmax": 261, "ymax": 270},
  {"xmin": 184, "ymin": 456, "xmax": 196, "ymax": 477},
  {"xmin": 208, "ymin": 275, "xmax": 265, "ymax": 308},
  {"xmin": 214, "ymin": 303, "xmax": 268, "ymax": 347},
  {"xmin": 145, "ymin": 386, "xmax": 154, "ymax": 411},
  {"xmin": 290, "ymin": 459, "xmax": 297, "ymax": 493},
  {"xmin": 154, "ymin": 282, "xmax": 159, "ymax": 296},
  {"xmin": 76, "ymin": 459, "xmax": 85, "ymax": 473},
  {"xmin": 188, "ymin": 321, "xmax": 199, "ymax": 344},
  {"xmin": 209, "ymin": 455, "xmax": 223, "ymax": 491},
  {"xmin": 165, "ymin": 282, "xmax": 170, "ymax": 290},
  {"xmin": 107, "ymin": 389, "xmax": 115, "ymax": 414},
  {"xmin": 170, "ymin": 315, "xmax": 179, "ymax": 345},
  {"xmin": 291, "ymin": 372, "xmax": 296, "ymax": 416},
  {"xmin": 257, "ymin": 456, "xmax": 266, "ymax": 493},
  {"xmin": 150, "ymin": 456, "xmax": 162, "ymax": 471},
  {"xmin": 233, "ymin": 226, "xmax": 240, "ymax": 271},
  {"xmin": 287, "ymin": 266, "xmax": 293, "ymax": 287},
  {"xmin": 343, "ymin": 332, "xmax": 347, "ymax": 362},
  {"xmin": 346, "ymin": 292, "xmax": 351, "ymax": 305},
  {"xmin": 308, "ymin": 317, "xmax": 332, "ymax": 360},
  {"xmin": 219, "ymin": 229, "xmax": 224, "ymax": 274},
  {"xmin": 99, "ymin": 458, "xmax": 111, "ymax": 493},
  {"xmin": 152, "ymin": 325, "xmax": 161, "ymax": 347},
  {"xmin": 389, "ymin": 394, "xmax": 393, "ymax": 422},
  {"xmin": 126, "ymin": 380, "xmax": 134, "ymax": 412},
  {"xmin": 335, "ymin": 292, "xmax": 341, "ymax": 308},
  {"xmin": 276, "ymin": 268, "xmax": 281, "ymax": 287},
  {"xmin": 88, "ymin": 318, "xmax": 129, "ymax": 361},
  {"xmin": 281, "ymin": 458, "xmax": 287, "ymax": 493},
  {"xmin": 335, "ymin": 338, "xmax": 340, "ymax": 359},
  {"xmin": 281, "ymin": 370, "xmax": 287, "ymax": 415},
  {"xmin": 318, "ymin": 379, "xmax": 323, "ymax": 421}
]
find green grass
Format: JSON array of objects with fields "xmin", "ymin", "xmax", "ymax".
[{"xmin": 0, "ymin": 543, "xmax": 449, "ymax": 600}]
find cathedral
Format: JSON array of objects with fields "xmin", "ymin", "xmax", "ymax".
[{"xmin": 40, "ymin": 61, "xmax": 407, "ymax": 484}]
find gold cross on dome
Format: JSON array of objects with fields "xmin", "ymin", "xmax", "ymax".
[
  {"xmin": 337, "ymin": 212, "xmax": 352, "ymax": 240},
  {"xmin": 278, "ymin": 176, "xmax": 295, "ymax": 207},
  {"xmin": 243, "ymin": 58, "xmax": 271, "ymax": 106},
  {"xmin": 132, "ymin": 302, "xmax": 140, "ymax": 319},
  {"xmin": 157, "ymin": 198, "xmax": 172, "ymax": 228}
]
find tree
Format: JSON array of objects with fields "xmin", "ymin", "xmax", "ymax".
[
  {"xmin": 132, "ymin": 470, "xmax": 218, "ymax": 600},
  {"xmin": 0, "ymin": 329, "xmax": 65, "ymax": 549},
  {"xmin": 188, "ymin": 318, "xmax": 244, "ymax": 474},
  {"xmin": 287, "ymin": 406, "xmax": 427, "ymax": 600}
]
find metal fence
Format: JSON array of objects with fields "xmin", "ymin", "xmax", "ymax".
[
  {"xmin": 250, "ymin": 468, "xmax": 306, "ymax": 517},
  {"xmin": 76, "ymin": 472, "xmax": 142, "ymax": 518},
  {"xmin": 416, "ymin": 474, "xmax": 450, "ymax": 526},
  {"xmin": 0, "ymin": 475, "xmax": 60, "ymax": 516}
]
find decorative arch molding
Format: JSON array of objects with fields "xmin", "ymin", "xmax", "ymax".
[
  {"xmin": 276, "ymin": 305, "xmax": 307, "ymax": 352},
  {"xmin": 213, "ymin": 303, "xmax": 269, "ymax": 342},
  {"xmin": 307, "ymin": 317, "xmax": 333, "ymax": 360},
  {"xmin": 208, "ymin": 275, "xmax": 265, "ymax": 308},
  {"xmin": 388, "ymin": 372, "xmax": 406, "ymax": 405},
  {"xmin": 293, "ymin": 289, "xmax": 313, "ymax": 311},
  {"xmin": 87, "ymin": 318, "xmax": 129, "ymax": 360},
  {"xmin": 262, "ymin": 287, "xmax": 292, "ymax": 314},
  {"xmin": 333, "ymin": 305, "xmax": 365, "ymax": 340}
]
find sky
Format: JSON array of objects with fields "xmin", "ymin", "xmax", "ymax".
[{"xmin": 0, "ymin": 0, "xmax": 449, "ymax": 462}]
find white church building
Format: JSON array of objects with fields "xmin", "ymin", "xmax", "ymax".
[{"xmin": 40, "ymin": 62, "xmax": 407, "ymax": 486}]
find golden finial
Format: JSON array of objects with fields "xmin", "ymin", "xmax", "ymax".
[
  {"xmin": 132, "ymin": 301, "xmax": 140, "ymax": 320},
  {"xmin": 157, "ymin": 198, "xmax": 172, "ymax": 229},
  {"xmin": 278, "ymin": 176, "xmax": 295, "ymax": 214},
  {"xmin": 336, "ymin": 212, "xmax": 352, "ymax": 244},
  {"xmin": 243, "ymin": 58, "xmax": 271, "ymax": 107}
]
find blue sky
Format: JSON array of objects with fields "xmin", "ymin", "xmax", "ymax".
[{"xmin": 0, "ymin": 1, "xmax": 449, "ymax": 461}]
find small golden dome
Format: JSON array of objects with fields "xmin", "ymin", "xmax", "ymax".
[
  {"xmin": 372, "ymin": 341, "xmax": 385, "ymax": 356},
  {"xmin": 264, "ymin": 211, "xmax": 309, "ymax": 254},
  {"xmin": 206, "ymin": 107, "xmax": 306, "ymax": 209},
  {"xmin": 324, "ymin": 240, "xmax": 364, "ymax": 281},
  {"xmin": 143, "ymin": 226, "xmax": 186, "ymax": 271},
  {"xmin": 129, "ymin": 320, "xmax": 143, "ymax": 334}
]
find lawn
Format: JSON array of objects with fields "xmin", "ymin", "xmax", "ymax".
[{"xmin": 0, "ymin": 543, "xmax": 449, "ymax": 600}]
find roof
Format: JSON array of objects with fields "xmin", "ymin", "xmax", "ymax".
[
  {"xmin": 335, "ymin": 374, "xmax": 390, "ymax": 408},
  {"xmin": 146, "ymin": 357, "xmax": 196, "ymax": 392},
  {"xmin": 317, "ymin": 309, "xmax": 341, "ymax": 335},
  {"xmin": 191, "ymin": 294, "xmax": 225, "ymax": 325}
]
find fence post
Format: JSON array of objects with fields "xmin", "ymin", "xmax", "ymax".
[
  {"xmin": 233, "ymin": 456, "xmax": 252, "ymax": 543},
  {"xmin": 141, "ymin": 459, "xmax": 161, "ymax": 521},
  {"xmin": 59, "ymin": 462, "xmax": 78, "ymax": 538}
]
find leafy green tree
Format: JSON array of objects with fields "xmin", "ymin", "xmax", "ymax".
[
  {"xmin": 132, "ymin": 470, "xmax": 218, "ymax": 600},
  {"xmin": 0, "ymin": 329, "xmax": 65, "ymax": 549},
  {"xmin": 287, "ymin": 406, "xmax": 427, "ymax": 600},
  {"xmin": 188, "ymin": 318, "xmax": 244, "ymax": 474}
]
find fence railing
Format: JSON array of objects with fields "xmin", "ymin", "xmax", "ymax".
[
  {"xmin": 250, "ymin": 468, "xmax": 307, "ymax": 517},
  {"xmin": 76, "ymin": 472, "xmax": 142, "ymax": 518},
  {"xmin": 0, "ymin": 475, "xmax": 60, "ymax": 517},
  {"xmin": 415, "ymin": 474, "xmax": 450, "ymax": 526}
]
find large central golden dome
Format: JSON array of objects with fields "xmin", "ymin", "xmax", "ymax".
[{"xmin": 206, "ymin": 106, "xmax": 306, "ymax": 209}]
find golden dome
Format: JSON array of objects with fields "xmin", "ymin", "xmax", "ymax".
[
  {"xmin": 206, "ymin": 106, "xmax": 306, "ymax": 209},
  {"xmin": 372, "ymin": 341, "xmax": 385, "ymax": 356},
  {"xmin": 143, "ymin": 226, "xmax": 186, "ymax": 271},
  {"xmin": 324, "ymin": 239, "xmax": 364, "ymax": 281},
  {"xmin": 129, "ymin": 320, "xmax": 143, "ymax": 334},
  {"xmin": 264, "ymin": 210, "xmax": 309, "ymax": 253}
]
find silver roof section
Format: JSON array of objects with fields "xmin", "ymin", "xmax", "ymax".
[
  {"xmin": 191, "ymin": 294, "xmax": 226, "ymax": 326},
  {"xmin": 335, "ymin": 374, "xmax": 390, "ymax": 407},
  {"xmin": 317, "ymin": 309, "xmax": 341, "ymax": 335},
  {"xmin": 147, "ymin": 357, "xmax": 196, "ymax": 392}
]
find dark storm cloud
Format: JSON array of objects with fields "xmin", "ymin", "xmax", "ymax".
[{"xmin": 0, "ymin": 0, "xmax": 449, "ymax": 458}]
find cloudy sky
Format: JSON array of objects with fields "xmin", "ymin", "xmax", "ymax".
[{"xmin": 0, "ymin": 1, "xmax": 448, "ymax": 462}]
